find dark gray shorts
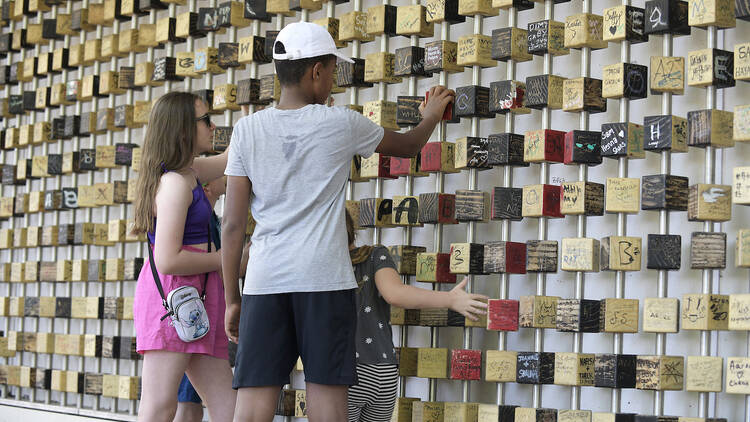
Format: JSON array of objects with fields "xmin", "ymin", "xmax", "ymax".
[{"xmin": 232, "ymin": 289, "xmax": 358, "ymax": 388}]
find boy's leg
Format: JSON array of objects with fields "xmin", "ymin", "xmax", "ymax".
[
  {"xmin": 138, "ymin": 350, "xmax": 192, "ymax": 422},
  {"xmin": 293, "ymin": 289, "xmax": 357, "ymax": 422},
  {"xmin": 232, "ymin": 293, "xmax": 299, "ymax": 421},
  {"xmin": 186, "ymin": 354, "xmax": 236, "ymax": 422},
  {"xmin": 174, "ymin": 374, "xmax": 203, "ymax": 422},
  {"xmin": 306, "ymin": 382, "xmax": 349, "ymax": 422},
  {"xmin": 234, "ymin": 386, "xmax": 283, "ymax": 422}
]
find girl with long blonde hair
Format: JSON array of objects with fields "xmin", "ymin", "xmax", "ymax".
[{"xmin": 131, "ymin": 91, "xmax": 236, "ymax": 422}]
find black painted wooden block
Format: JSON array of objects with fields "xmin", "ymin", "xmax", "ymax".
[
  {"xmin": 47, "ymin": 154, "xmax": 63, "ymax": 175},
  {"xmin": 43, "ymin": 19, "xmax": 63, "ymax": 40},
  {"xmin": 394, "ymin": 46, "xmax": 428, "ymax": 77},
  {"xmin": 527, "ymin": 20, "xmax": 568, "ymax": 56},
  {"xmin": 336, "ymin": 58, "xmax": 371, "ymax": 88},
  {"xmin": 491, "ymin": 27, "xmax": 531, "ymax": 62},
  {"xmin": 487, "ymin": 133, "xmax": 528, "ymax": 167},
  {"xmin": 556, "ymin": 298, "xmax": 601, "ymax": 333},
  {"xmin": 264, "ymin": 30, "xmax": 279, "ymax": 58},
  {"xmin": 600, "ymin": 122, "xmax": 645, "ymax": 159},
  {"xmin": 643, "ymin": 115, "xmax": 688, "ymax": 152},
  {"xmin": 644, "ymin": 0, "xmax": 690, "ymax": 35},
  {"xmin": 197, "ymin": 7, "xmax": 221, "ymax": 33},
  {"xmin": 396, "ymin": 96, "xmax": 423, "ymax": 127},
  {"xmin": 153, "ymin": 57, "xmax": 181, "ymax": 82},
  {"xmin": 641, "ymin": 174, "xmax": 688, "ymax": 210},
  {"xmin": 647, "ymin": 234, "xmax": 682, "ymax": 269},
  {"xmin": 564, "ymin": 130, "xmax": 602, "ymax": 165},
  {"xmin": 489, "ymin": 80, "xmax": 528, "ymax": 114},
  {"xmin": 0, "ymin": 66, "xmax": 10, "ymax": 85},
  {"xmin": 62, "ymin": 115, "xmax": 80, "ymax": 139},
  {"xmin": 517, "ymin": 352, "xmax": 555, "ymax": 384},
  {"xmin": 8, "ymin": 95, "xmax": 24, "ymax": 114},
  {"xmin": 23, "ymin": 91, "xmax": 37, "ymax": 111},
  {"xmin": 0, "ymin": 34, "xmax": 12, "ymax": 57},
  {"xmin": 491, "ymin": 187, "xmax": 523, "ymax": 221},
  {"xmin": 595, "ymin": 354, "xmax": 637, "ymax": 388},
  {"xmin": 604, "ymin": 5, "xmax": 649, "ymax": 43},
  {"xmin": 115, "ymin": 143, "xmax": 137, "ymax": 166},
  {"xmin": 244, "ymin": 0, "xmax": 271, "ymax": 22},
  {"xmin": 738, "ymin": 0, "xmax": 750, "ymax": 20},
  {"xmin": 218, "ymin": 42, "xmax": 241, "ymax": 69},
  {"xmin": 79, "ymin": 149, "xmax": 97, "ymax": 172},
  {"xmin": 453, "ymin": 85, "xmax": 493, "ymax": 118}
]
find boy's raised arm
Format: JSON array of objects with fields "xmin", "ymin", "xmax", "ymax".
[
  {"xmin": 221, "ymin": 175, "xmax": 252, "ymax": 342},
  {"xmin": 375, "ymin": 85, "xmax": 455, "ymax": 158}
]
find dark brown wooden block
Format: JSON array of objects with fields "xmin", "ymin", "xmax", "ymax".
[
  {"xmin": 643, "ymin": 115, "xmax": 688, "ymax": 152},
  {"xmin": 687, "ymin": 109, "xmax": 734, "ymax": 148},
  {"xmin": 642, "ymin": 174, "xmax": 688, "ymax": 210},
  {"xmin": 336, "ymin": 58, "xmax": 371, "ymax": 89},
  {"xmin": 454, "ymin": 85, "xmax": 493, "ymax": 118},
  {"xmin": 236, "ymin": 78, "xmax": 261, "ymax": 105},
  {"xmin": 396, "ymin": 96, "xmax": 423, "ymax": 127},
  {"xmin": 259, "ymin": 75, "xmax": 279, "ymax": 103},
  {"xmin": 491, "ymin": 27, "xmax": 532, "ymax": 63},
  {"xmin": 647, "ymin": 234, "xmax": 682, "ymax": 270},
  {"xmin": 738, "ymin": 0, "xmax": 750, "ymax": 20},
  {"xmin": 394, "ymin": 47, "xmax": 428, "ymax": 77},
  {"xmin": 563, "ymin": 77, "xmax": 607, "ymax": 113},
  {"xmin": 244, "ymin": 0, "xmax": 271, "ymax": 22},
  {"xmin": 564, "ymin": 130, "xmax": 603, "ymax": 165},
  {"xmin": 517, "ymin": 352, "xmax": 555, "ymax": 384},
  {"xmin": 102, "ymin": 336, "xmax": 121, "ymax": 358},
  {"xmin": 84, "ymin": 373, "xmax": 103, "ymax": 396},
  {"xmin": 690, "ymin": 232, "xmax": 726, "ymax": 269},
  {"xmin": 645, "ymin": 0, "xmax": 691, "ymax": 35},
  {"xmin": 483, "ymin": 241, "xmax": 526, "ymax": 274},
  {"xmin": 557, "ymin": 299, "xmax": 601, "ymax": 332},
  {"xmin": 491, "ymin": 187, "xmax": 523, "ymax": 221},
  {"xmin": 595, "ymin": 354, "xmax": 637, "ymax": 388},
  {"xmin": 55, "ymin": 297, "xmax": 72, "ymax": 318},
  {"xmin": 486, "ymin": 133, "xmax": 528, "ymax": 167},
  {"xmin": 153, "ymin": 57, "xmax": 181, "ymax": 83},
  {"xmin": 526, "ymin": 240, "xmax": 558, "ymax": 272},
  {"xmin": 560, "ymin": 181, "xmax": 604, "ymax": 216}
]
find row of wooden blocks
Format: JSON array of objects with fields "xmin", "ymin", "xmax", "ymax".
[
  {"xmin": 393, "ymin": 293, "xmax": 750, "ymax": 333},
  {"xmin": 393, "ymin": 346, "xmax": 750, "ymax": 395},
  {"xmin": 0, "ymin": 332, "xmax": 138, "ymax": 359},
  {"xmin": 0, "ymin": 295, "xmax": 135, "ymax": 319},
  {"xmin": 0, "ymin": 220, "xmax": 145, "ymax": 248},
  {"xmin": 0, "ymin": 364, "xmax": 139, "ymax": 399},
  {"xmin": 0, "ymin": 182, "xmax": 135, "ymax": 218},
  {"xmin": 0, "ymin": 257, "xmax": 143, "ymax": 283},
  {"xmin": 390, "ymin": 398, "xmax": 728, "ymax": 422},
  {"xmin": 349, "ymin": 178, "xmax": 746, "ymax": 230}
]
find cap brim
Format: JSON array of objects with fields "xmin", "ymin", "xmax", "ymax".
[{"xmin": 334, "ymin": 52, "xmax": 354, "ymax": 64}]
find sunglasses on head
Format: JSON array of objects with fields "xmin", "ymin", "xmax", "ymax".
[{"xmin": 196, "ymin": 113, "xmax": 212, "ymax": 127}]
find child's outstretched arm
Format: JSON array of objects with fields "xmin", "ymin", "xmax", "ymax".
[
  {"xmin": 375, "ymin": 85, "xmax": 455, "ymax": 158},
  {"xmin": 221, "ymin": 175, "xmax": 252, "ymax": 343},
  {"xmin": 193, "ymin": 150, "xmax": 229, "ymax": 185},
  {"xmin": 374, "ymin": 269, "xmax": 488, "ymax": 321}
]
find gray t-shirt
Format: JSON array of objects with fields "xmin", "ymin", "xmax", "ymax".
[{"xmin": 225, "ymin": 105, "xmax": 384, "ymax": 295}]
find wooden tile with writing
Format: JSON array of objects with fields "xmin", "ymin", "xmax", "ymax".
[
  {"xmin": 489, "ymin": 80, "xmax": 530, "ymax": 114},
  {"xmin": 457, "ymin": 34, "xmax": 496, "ymax": 68},
  {"xmin": 412, "ymin": 402, "xmax": 446, "ymax": 422},
  {"xmin": 387, "ymin": 245, "xmax": 426, "ymax": 275},
  {"xmin": 522, "ymin": 184, "xmax": 563, "ymax": 218},
  {"xmin": 688, "ymin": 183, "xmax": 731, "ymax": 221},
  {"xmin": 449, "ymin": 242, "xmax": 485, "ymax": 274},
  {"xmin": 554, "ymin": 352, "xmax": 595, "ymax": 386},
  {"xmin": 486, "ymin": 299, "xmax": 519, "ymax": 331},
  {"xmin": 557, "ymin": 298, "xmax": 600, "ymax": 332},
  {"xmin": 516, "ymin": 352, "xmax": 555, "ymax": 384},
  {"xmin": 339, "ymin": 11, "xmax": 374, "ymax": 42},
  {"xmin": 688, "ymin": 0, "xmax": 735, "ymax": 27},
  {"xmin": 449, "ymin": 349, "xmax": 482, "ymax": 380},
  {"xmin": 688, "ymin": 48, "xmax": 735, "ymax": 88},
  {"xmin": 453, "ymin": 85, "xmax": 493, "ymax": 118},
  {"xmin": 443, "ymin": 402, "xmax": 479, "ymax": 422},
  {"xmin": 390, "ymin": 196, "xmax": 421, "ymax": 226},
  {"xmin": 458, "ymin": 0, "xmax": 499, "ymax": 16},
  {"xmin": 524, "ymin": 129, "xmax": 565, "ymax": 163},
  {"xmin": 391, "ymin": 308, "xmax": 420, "ymax": 326},
  {"xmin": 364, "ymin": 52, "xmax": 401, "ymax": 84},
  {"xmin": 561, "ymin": 181, "xmax": 604, "ymax": 216},
  {"xmin": 484, "ymin": 350, "xmax": 518, "ymax": 382},
  {"xmin": 685, "ymin": 355, "xmax": 723, "ymax": 392},
  {"xmin": 416, "ymin": 252, "xmax": 456, "ymax": 283},
  {"xmin": 603, "ymin": 6, "xmax": 648, "ymax": 43},
  {"xmin": 491, "ymin": 27, "xmax": 532, "ymax": 63},
  {"xmin": 690, "ymin": 232, "xmax": 726, "ymax": 269},
  {"xmin": 396, "ymin": 5, "xmax": 434, "ymax": 37},
  {"xmin": 642, "ymin": 174, "xmax": 688, "ymax": 210},
  {"xmin": 595, "ymin": 354, "xmax": 637, "ymax": 388},
  {"xmin": 643, "ymin": 115, "xmax": 688, "ymax": 152},
  {"xmin": 526, "ymin": 240, "xmax": 558, "ymax": 272},
  {"xmin": 417, "ymin": 348, "xmax": 449, "ymax": 378},
  {"xmin": 365, "ymin": 4, "xmax": 397, "ymax": 35},
  {"xmin": 519, "ymin": 295, "xmax": 558, "ymax": 328},
  {"xmin": 725, "ymin": 357, "xmax": 750, "ymax": 394},
  {"xmin": 528, "ymin": 20, "xmax": 569, "ymax": 56},
  {"xmin": 565, "ymin": 13, "xmax": 607, "ymax": 49},
  {"xmin": 605, "ymin": 177, "xmax": 640, "ymax": 213},
  {"xmin": 647, "ymin": 234, "xmax": 682, "ymax": 270},
  {"xmin": 603, "ymin": 62, "xmax": 648, "ymax": 99},
  {"xmin": 687, "ymin": 109, "xmax": 734, "ymax": 148},
  {"xmin": 563, "ymin": 77, "xmax": 607, "ymax": 113},
  {"xmin": 455, "ymin": 137, "xmax": 490, "ymax": 170},
  {"xmin": 483, "ymin": 241, "xmax": 526, "ymax": 274},
  {"xmin": 636, "ymin": 355, "xmax": 684, "ymax": 390},
  {"xmin": 363, "ymin": 100, "xmax": 398, "ymax": 130},
  {"xmin": 600, "ymin": 298, "xmax": 639, "ymax": 333},
  {"xmin": 358, "ymin": 198, "xmax": 393, "ymax": 227},
  {"xmin": 601, "ymin": 236, "xmax": 642, "ymax": 271},
  {"xmin": 423, "ymin": 40, "xmax": 463, "ymax": 74},
  {"xmin": 645, "ymin": 0, "xmax": 691, "ymax": 35}
]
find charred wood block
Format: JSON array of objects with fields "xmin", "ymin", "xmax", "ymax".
[
  {"xmin": 337, "ymin": 58, "xmax": 371, "ymax": 88},
  {"xmin": 564, "ymin": 130, "xmax": 603, "ymax": 165},
  {"xmin": 418, "ymin": 192, "xmax": 457, "ymax": 224},
  {"xmin": 557, "ymin": 299, "xmax": 601, "ymax": 332},
  {"xmin": 526, "ymin": 240, "xmax": 558, "ymax": 272},
  {"xmin": 644, "ymin": 0, "xmax": 691, "ymax": 35},
  {"xmin": 236, "ymin": 78, "xmax": 261, "ymax": 105},
  {"xmin": 366, "ymin": 4, "xmax": 397, "ymax": 35},
  {"xmin": 647, "ymin": 234, "xmax": 682, "ymax": 270},
  {"xmin": 687, "ymin": 108, "xmax": 734, "ymax": 148},
  {"xmin": 641, "ymin": 174, "xmax": 688, "ymax": 210},
  {"xmin": 560, "ymin": 181, "xmax": 604, "ymax": 216},
  {"xmin": 636, "ymin": 355, "xmax": 684, "ymax": 390},
  {"xmin": 487, "ymin": 133, "xmax": 528, "ymax": 167},
  {"xmin": 595, "ymin": 353, "xmax": 637, "ymax": 388},
  {"xmin": 424, "ymin": 0, "xmax": 465, "ymax": 23},
  {"xmin": 690, "ymin": 232, "xmax": 726, "ymax": 269},
  {"xmin": 394, "ymin": 46, "xmax": 428, "ymax": 77},
  {"xmin": 455, "ymin": 189, "xmax": 490, "ymax": 222},
  {"xmin": 453, "ymin": 85, "xmax": 492, "ymax": 118},
  {"xmin": 483, "ymin": 241, "xmax": 526, "ymax": 274},
  {"xmin": 517, "ymin": 352, "xmax": 555, "ymax": 384}
]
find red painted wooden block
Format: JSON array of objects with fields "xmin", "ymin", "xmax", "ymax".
[
  {"xmin": 418, "ymin": 142, "xmax": 457, "ymax": 173},
  {"xmin": 450, "ymin": 349, "xmax": 482, "ymax": 380},
  {"xmin": 418, "ymin": 193, "xmax": 457, "ymax": 224},
  {"xmin": 524, "ymin": 129, "xmax": 565, "ymax": 163},
  {"xmin": 542, "ymin": 185, "xmax": 563, "ymax": 218},
  {"xmin": 390, "ymin": 157, "xmax": 412, "ymax": 176},
  {"xmin": 431, "ymin": 253, "xmax": 456, "ymax": 283},
  {"xmin": 483, "ymin": 241, "xmax": 527, "ymax": 274},
  {"xmin": 487, "ymin": 299, "xmax": 519, "ymax": 331}
]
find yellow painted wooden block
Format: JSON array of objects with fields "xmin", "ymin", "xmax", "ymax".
[
  {"xmin": 20, "ymin": 57, "xmax": 35, "ymax": 82},
  {"xmin": 339, "ymin": 11, "xmax": 374, "ymax": 42},
  {"xmin": 72, "ymin": 297, "xmax": 102, "ymax": 319},
  {"xmin": 484, "ymin": 350, "xmax": 517, "ymax": 382},
  {"xmin": 600, "ymin": 298, "xmax": 639, "ymax": 333},
  {"xmin": 195, "ymin": 47, "xmax": 222, "ymax": 75},
  {"xmin": 51, "ymin": 370, "xmax": 68, "ymax": 391},
  {"xmin": 13, "ymin": 227, "xmax": 28, "ymax": 249},
  {"xmin": 7, "ymin": 331, "xmax": 22, "ymax": 351},
  {"xmin": 213, "ymin": 84, "xmax": 240, "ymax": 112},
  {"xmin": 688, "ymin": 0, "xmax": 735, "ymax": 28},
  {"xmin": 736, "ymin": 44, "xmax": 750, "ymax": 82},
  {"xmin": 363, "ymin": 100, "xmax": 398, "ymax": 130},
  {"xmin": 0, "ymin": 229, "xmax": 12, "ymax": 249},
  {"xmin": 294, "ymin": 390, "xmax": 307, "ymax": 418},
  {"xmin": 519, "ymin": 295, "xmax": 558, "ymax": 328},
  {"xmin": 650, "ymin": 56, "xmax": 685, "ymax": 94},
  {"xmin": 392, "ymin": 397, "xmax": 420, "ymax": 422},
  {"xmin": 734, "ymin": 104, "xmax": 750, "ymax": 141},
  {"xmin": 33, "ymin": 121, "xmax": 51, "ymax": 145},
  {"xmin": 417, "ymin": 348, "xmax": 449, "ymax": 378},
  {"xmin": 564, "ymin": 13, "xmax": 607, "ymax": 49},
  {"xmin": 726, "ymin": 357, "xmax": 750, "ymax": 394},
  {"xmin": 10, "ymin": 262, "xmax": 25, "ymax": 283},
  {"xmin": 105, "ymin": 258, "xmax": 125, "ymax": 281},
  {"xmin": 735, "ymin": 230, "xmax": 750, "ymax": 268},
  {"xmin": 100, "ymin": 70, "xmax": 125, "ymax": 95},
  {"xmin": 558, "ymin": 410, "xmax": 593, "ymax": 422},
  {"xmin": 688, "ymin": 183, "xmax": 731, "ymax": 222},
  {"xmin": 23, "ymin": 261, "xmax": 39, "ymax": 282},
  {"xmin": 681, "ymin": 293, "xmax": 729, "ymax": 331},
  {"xmin": 176, "ymin": 52, "xmax": 199, "ymax": 79},
  {"xmin": 0, "ymin": 338, "xmax": 16, "ymax": 358},
  {"xmin": 605, "ymin": 177, "xmax": 640, "ymax": 213},
  {"xmin": 688, "ymin": 48, "xmax": 734, "ymax": 88},
  {"xmin": 137, "ymin": 24, "xmax": 159, "ymax": 49},
  {"xmin": 601, "ymin": 236, "xmax": 642, "ymax": 271},
  {"xmin": 122, "ymin": 297, "xmax": 135, "ymax": 320},
  {"xmin": 686, "ymin": 355, "xmax": 723, "ymax": 392},
  {"xmin": 102, "ymin": 374, "xmax": 119, "ymax": 398},
  {"xmin": 366, "ymin": 5, "xmax": 394, "ymax": 34},
  {"xmin": 457, "ymin": 34, "xmax": 496, "ymax": 68},
  {"xmin": 267, "ymin": 0, "xmax": 295, "ymax": 15},
  {"xmin": 561, "ymin": 238, "xmax": 600, "ymax": 272},
  {"xmin": 425, "ymin": 40, "xmax": 464, "ymax": 73},
  {"xmin": 636, "ymin": 355, "xmax": 684, "ymax": 390},
  {"xmin": 83, "ymin": 39, "xmax": 103, "ymax": 65},
  {"xmin": 364, "ymin": 52, "xmax": 401, "ymax": 84},
  {"xmin": 9, "ymin": 297, "xmax": 24, "ymax": 316},
  {"xmin": 458, "ymin": 0, "xmax": 499, "ymax": 16},
  {"xmin": 396, "ymin": 5, "xmax": 434, "ymax": 37},
  {"xmin": 26, "ymin": 226, "xmax": 41, "ymax": 247},
  {"xmin": 444, "ymin": 402, "xmax": 479, "ymax": 421},
  {"xmin": 119, "ymin": 375, "xmax": 140, "ymax": 400},
  {"xmin": 18, "ymin": 124, "xmax": 32, "ymax": 147},
  {"xmin": 55, "ymin": 334, "xmax": 84, "ymax": 356},
  {"xmin": 643, "ymin": 297, "xmax": 679, "ymax": 333},
  {"xmin": 412, "ymin": 402, "xmax": 445, "ymax": 422},
  {"xmin": 31, "ymin": 156, "xmax": 49, "ymax": 178},
  {"xmin": 36, "ymin": 332, "xmax": 55, "ymax": 354},
  {"xmin": 118, "ymin": 29, "xmax": 144, "ymax": 54},
  {"xmin": 734, "ymin": 167, "xmax": 750, "ymax": 205},
  {"xmin": 39, "ymin": 297, "xmax": 56, "ymax": 318},
  {"xmin": 313, "ymin": 17, "xmax": 345, "ymax": 48}
]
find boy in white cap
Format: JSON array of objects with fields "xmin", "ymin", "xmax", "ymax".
[{"xmin": 221, "ymin": 21, "xmax": 454, "ymax": 422}]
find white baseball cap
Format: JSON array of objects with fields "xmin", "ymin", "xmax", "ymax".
[{"xmin": 272, "ymin": 21, "xmax": 354, "ymax": 64}]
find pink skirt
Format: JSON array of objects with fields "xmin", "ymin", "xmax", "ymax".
[{"xmin": 133, "ymin": 245, "xmax": 228, "ymax": 360}]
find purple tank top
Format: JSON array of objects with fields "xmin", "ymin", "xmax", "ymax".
[{"xmin": 147, "ymin": 183, "xmax": 212, "ymax": 245}]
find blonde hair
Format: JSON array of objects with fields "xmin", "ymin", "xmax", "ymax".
[{"xmin": 131, "ymin": 92, "xmax": 204, "ymax": 235}]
